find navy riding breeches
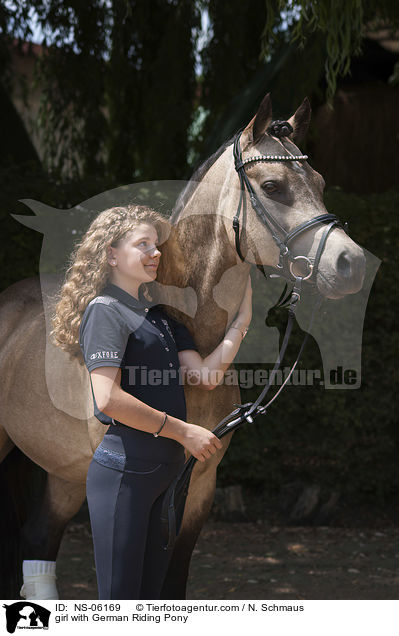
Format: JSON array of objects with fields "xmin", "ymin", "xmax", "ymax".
[{"xmin": 86, "ymin": 423, "xmax": 186, "ymax": 600}]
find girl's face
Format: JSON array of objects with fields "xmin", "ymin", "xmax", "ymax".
[{"xmin": 107, "ymin": 223, "xmax": 161, "ymax": 292}]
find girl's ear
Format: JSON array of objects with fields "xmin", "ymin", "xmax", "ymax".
[{"xmin": 107, "ymin": 245, "xmax": 116, "ymax": 265}]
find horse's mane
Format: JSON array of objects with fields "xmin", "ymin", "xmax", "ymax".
[{"xmin": 171, "ymin": 135, "xmax": 236, "ymax": 222}]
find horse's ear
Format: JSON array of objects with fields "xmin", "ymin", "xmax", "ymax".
[
  {"xmin": 287, "ymin": 97, "xmax": 311, "ymax": 143},
  {"xmin": 242, "ymin": 93, "xmax": 273, "ymax": 147}
]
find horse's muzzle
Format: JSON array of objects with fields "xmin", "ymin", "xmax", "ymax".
[{"xmin": 318, "ymin": 245, "xmax": 366, "ymax": 298}]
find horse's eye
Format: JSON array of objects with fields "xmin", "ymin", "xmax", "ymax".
[{"xmin": 262, "ymin": 181, "xmax": 278, "ymax": 194}]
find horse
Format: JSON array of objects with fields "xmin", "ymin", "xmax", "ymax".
[{"xmin": 0, "ymin": 93, "xmax": 366, "ymax": 600}]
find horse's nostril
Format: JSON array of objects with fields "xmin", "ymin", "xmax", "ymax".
[{"xmin": 337, "ymin": 252, "xmax": 351, "ymax": 278}]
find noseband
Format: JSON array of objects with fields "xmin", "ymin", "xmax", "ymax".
[{"xmin": 232, "ymin": 129, "xmax": 345, "ymax": 284}]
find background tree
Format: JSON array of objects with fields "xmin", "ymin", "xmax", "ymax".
[{"xmin": 2, "ymin": 0, "xmax": 399, "ymax": 179}]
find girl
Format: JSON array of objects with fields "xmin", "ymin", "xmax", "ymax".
[{"xmin": 51, "ymin": 204, "xmax": 252, "ymax": 600}]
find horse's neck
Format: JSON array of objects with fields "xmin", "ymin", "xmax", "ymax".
[
  {"xmin": 176, "ymin": 145, "xmax": 238, "ymax": 290},
  {"xmin": 164, "ymin": 149, "xmax": 249, "ymax": 353}
]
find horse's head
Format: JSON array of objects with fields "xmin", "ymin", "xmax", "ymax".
[{"xmin": 227, "ymin": 93, "xmax": 366, "ymax": 299}]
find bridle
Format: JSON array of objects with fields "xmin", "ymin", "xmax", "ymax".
[
  {"xmin": 160, "ymin": 123, "xmax": 349, "ymax": 551},
  {"xmin": 232, "ymin": 125, "xmax": 346, "ymax": 284}
]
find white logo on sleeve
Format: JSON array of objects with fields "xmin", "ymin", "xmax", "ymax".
[{"xmin": 90, "ymin": 351, "xmax": 119, "ymax": 360}]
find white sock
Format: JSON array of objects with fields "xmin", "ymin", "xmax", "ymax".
[{"xmin": 21, "ymin": 560, "xmax": 58, "ymax": 600}]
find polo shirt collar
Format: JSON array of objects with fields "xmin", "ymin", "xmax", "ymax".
[{"xmin": 102, "ymin": 282, "xmax": 155, "ymax": 312}]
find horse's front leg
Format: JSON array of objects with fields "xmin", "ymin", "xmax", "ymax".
[
  {"xmin": 20, "ymin": 473, "xmax": 86, "ymax": 600},
  {"xmin": 161, "ymin": 431, "xmax": 233, "ymax": 599}
]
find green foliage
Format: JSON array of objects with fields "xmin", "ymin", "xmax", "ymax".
[
  {"xmin": 3, "ymin": 1, "xmax": 399, "ymax": 179},
  {"xmin": 21, "ymin": 1, "xmax": 111, "ymax": 179},
  {"xmin": 198, "ymin": 0, "xmax": 270, "ymax": 152},
  {"xmin": 2, "ymin": 1, "xmax": 199, "ymax": 182},
  {"xmin": 262, "ymin": 0, "xmax": 399, "ymax": 104}
]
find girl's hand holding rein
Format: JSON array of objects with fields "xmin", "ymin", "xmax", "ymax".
[{"xmin": 177, "ymin": 422, "xmax": 223, "ymax": 462}]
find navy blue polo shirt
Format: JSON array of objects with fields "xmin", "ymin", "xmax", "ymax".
[{"xmin": 79, "ymin": 282, "xmax": 198, "ymax": 432}]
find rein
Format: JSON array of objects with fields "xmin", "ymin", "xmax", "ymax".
[{"xmin": 160, "ymin": 125, "xmax": 348, "ymax": 551}]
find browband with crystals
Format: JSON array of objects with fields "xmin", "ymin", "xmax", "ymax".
[{"xmin": 235, "ymin": 154, "xmax": 308, "ymax": 170}]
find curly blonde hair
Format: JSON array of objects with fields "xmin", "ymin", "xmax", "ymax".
[{"xmin": 51, "ymin": 204, "xmax": 171, "ymax": 361}]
